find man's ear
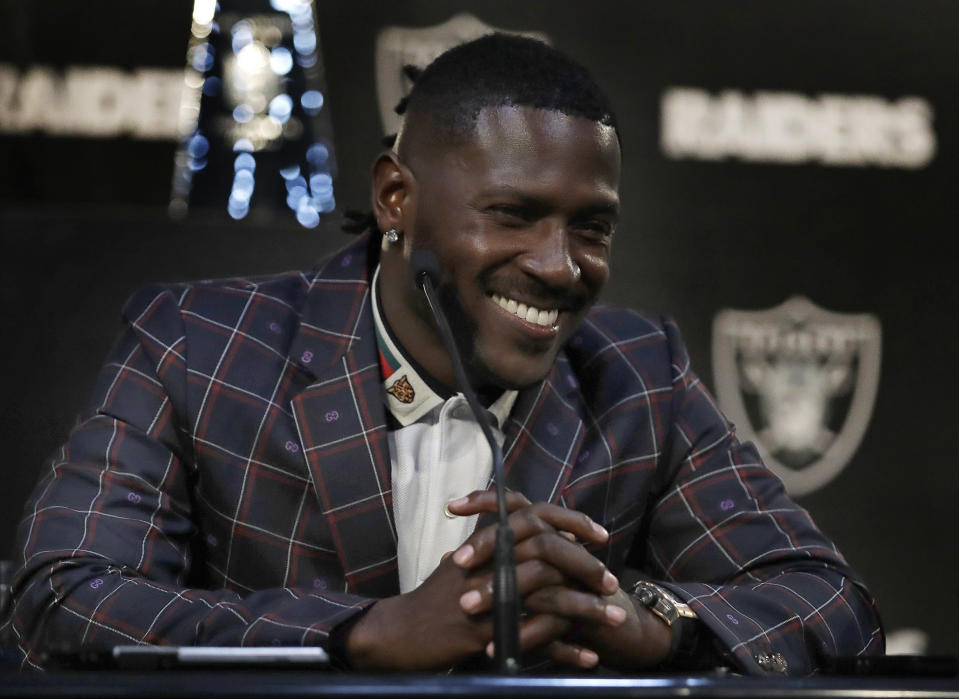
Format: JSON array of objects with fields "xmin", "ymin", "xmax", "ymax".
[{"xmin": 371, "ymin": 151, "xmax": 413, "ymax": 234}]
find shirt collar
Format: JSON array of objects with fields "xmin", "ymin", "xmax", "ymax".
[
  {"xmin": 371, "ymin": 265, "xmax": 517, "ymax": 428},
  {"xmin": 486, "ymin": 385, "xmax": 519, "ymax": 433}
]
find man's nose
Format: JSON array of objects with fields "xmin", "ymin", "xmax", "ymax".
[{"xmin": 518, "ymin": 221, "xmax": 581, "ymax": 288}]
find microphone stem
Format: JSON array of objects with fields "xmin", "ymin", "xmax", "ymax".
[{"xmin": 418, "ymin": 276, "xmax": 520, "ymax": 674}]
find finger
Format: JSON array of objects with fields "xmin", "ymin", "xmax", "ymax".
[
  {"xmin": 487, "ymin": 613, "xmax": 571, "ymax": 656},
  {"xmin": 459, "ymin": 562, "xmax": 624, "ymax": 622},
  {"xmin": 547, "ymin": 640, "xmax": 601, "ymax": 668},
  {"xmin": 446, "ymin": 490, "xmax": 531, "ymax": 517},
  {"xmin": 515, "ymin": 504, "xmax": 609, "ymax": 546},
  {"xmin": 516, "ymin": 558, "xmax": 566, "ymax": 596},
  {"xmin": 485, "ymin": 638, "xmax": 599, "ymax": 669},
  {"xmin": 523, "ymin": 585, "xmax": 628, "ymax": 627},
  {"xmin": 458, "ymin": 557, "xmax": 566, "ymax": 615},
  {"xmin": 484, "ymin": 616, "xmax": 600, "ymax": 669},
  {"xmin": 453, "ymin": 504, "xmax": 607, "ymax": 569},
  {"xmin": 514, "ymin": 533, "xmax": 619, "ymax": 596},
  {"xmin": 458, "ymin": 585, "xmax": 487, "ymax": 615}
]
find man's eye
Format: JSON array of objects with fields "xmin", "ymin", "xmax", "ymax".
[
  {"xmin": 488, "ymin": 206, "xmax": 533, "ymax": 225},
  {"xmin": 573, "ymin": 219, "xmax": 615, "ymax": 238}
]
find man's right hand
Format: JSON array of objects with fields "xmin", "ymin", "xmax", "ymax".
[{"xmin": 344, "ymin": 542, "xmax": 495, "ymax": 670}]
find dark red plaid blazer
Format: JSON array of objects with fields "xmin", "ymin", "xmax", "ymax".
[{"xmin": 6, "ymin": 235, "xmax": 882, "ymax": 673}]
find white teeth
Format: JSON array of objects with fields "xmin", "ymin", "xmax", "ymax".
[{"xmin": 491, "ymin": 294, "xmax": 559, "ymax": 327}]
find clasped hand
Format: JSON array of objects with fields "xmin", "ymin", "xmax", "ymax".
[{"xmin": 345, "ymin": 490, "xmax": 671, "ymax": 670}]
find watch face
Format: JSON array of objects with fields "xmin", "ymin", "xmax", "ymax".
[
  {"xmin": 635, "ymin": 586, "xmax": 660, "ymax": 607},
  {"xmin": 634, "ymin": 583, "xmax": 674, "ymax": 626},
  {"xmin": 634, "ymin": 582, "xmax": 700, "ymax": 626}
]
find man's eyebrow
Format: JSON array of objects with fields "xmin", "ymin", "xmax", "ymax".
[
  {"xmin": 575, "ymin": 202, "xmax": 620, "ymax": 218},
  {"xmin": 479, "ymin": 187, "xmax": 620, "ymax": 216},
  {"xmin": 477, "ymin": 185, "xmax": 539, "ymax": 201}
]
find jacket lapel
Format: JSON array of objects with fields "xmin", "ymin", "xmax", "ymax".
[
  {"xmin": 501, "ymin": 353, "xmax": 587, "ymax": 507},
  {"xmin": 289, "ymin": 239, "xmax": 400, "ymax": 597}
]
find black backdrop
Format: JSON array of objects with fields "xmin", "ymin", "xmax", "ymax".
[{"xmin": 1, "ymin": 0, "xmax": 956, "ymax": 656}]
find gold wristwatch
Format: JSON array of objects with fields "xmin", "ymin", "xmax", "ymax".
[{"xmin": 631, "ymin": 580, "xmax": 698, "ymax": 626}]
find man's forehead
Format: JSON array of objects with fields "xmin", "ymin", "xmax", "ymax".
[
  {"xmin": 467, "ymin": 106, "xmax": 621, "ymax": 195},
  {"xmin": 399, "ymin": 104, "xmax": 620, "ymax": 168},
  {"xmin": 472, "ymin": 105, "xmax": 618, "ymax": 152}
]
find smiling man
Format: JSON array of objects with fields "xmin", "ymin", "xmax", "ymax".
[
  {"xmin": 378, "ymin": 102, "xmax": 619, "ymax": 392},
  {"xmin": 6, "ymin": 34, "xmax": 882, "ymax": 674}
]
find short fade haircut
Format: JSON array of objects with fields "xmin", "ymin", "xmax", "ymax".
[
  {"xmin": 343, "ymin": 33, "xmax": 618, "ymax": 238},
  {"xmin": 399, "ymin": 33, "xmax": 619, "ymax": 146}
]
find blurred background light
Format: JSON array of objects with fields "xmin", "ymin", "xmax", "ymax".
[
  {"xmin": 295, "ymin": 200, "xmax": 320, "ymax": 228},
  {"xmin": 269, "ymin": 94, "xmax": 293, "ymax": 122},
  {"xmin": 170, "ymin": 0, "xmax": 337, "ymax": 229},
  {"xmin": 301, "ymin": 90, "xmax": 323, "ymax": 114},
  {"xmin": 190, "ymin": 44, "xmax": 215, "ymax": 72},
  {"xmin": 306, "ymin": 142, "xmax": 328, "ymax": 165},
  {"xmin": 270, "ymin": 47, "xmax": 294, "ymax": 75},
  {"xmin": 232, "ymin": 103, "xmax": 254, "ymax": 123},
  {"xmin": 293, "ymin": 29, "xmax": 316, "ymax": 56},
  {"xmin": 193, "ymin": 0, "xmax": 217, "ymax": 26},
  {"xmin": 234, "ymin": 152, "xmax": 256, "ymax": 171},
  {"xmin": 188, "ymin": 133, "xmax": 210, "ymax": 158}
]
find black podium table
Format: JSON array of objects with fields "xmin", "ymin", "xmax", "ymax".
[{"xmin": 2, "ymin": 672, "xmax": 958, "ymax": 698}]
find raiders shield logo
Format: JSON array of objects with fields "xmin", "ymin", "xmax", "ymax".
[
  {"xmin": 374, "ymin": 14, "xmax": 550, "ymax": 137},
  {"xmin": 387, "ymin": 374, "xmax": 416, "ymax": 404},
  {"xmin": 712, "ymin": 296, "xmax": 881, "ymax": 496}
]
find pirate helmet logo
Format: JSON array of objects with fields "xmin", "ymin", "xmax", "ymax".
[
  {"xmin": 374, "ymin": 14, "xmax": 549, "ymax": 138},
  {"xmin": 712, "ymin": 296, "xmax": 881, "ymax": 497},
  {"xmin": 387, "ymin": 374, "xmax": 416, "ymax": 404}
]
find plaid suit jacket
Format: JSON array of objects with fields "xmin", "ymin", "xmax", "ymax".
[{"xmin": 6, "ymin": 235, "xmax": 882, "ymax": 673}]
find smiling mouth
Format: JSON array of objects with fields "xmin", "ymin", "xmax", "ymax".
[{"xmin": 490, "ymin": 293, "xmax": 559, "ymax": 327}]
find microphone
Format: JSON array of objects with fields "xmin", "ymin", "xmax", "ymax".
[
  {"xmin": 410, "ymin": 248, "xmax": 443, "ymax": 291},
  {"xmin": 410, "ymin": 250, "xmax": 521, "ymax": 675}
]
